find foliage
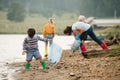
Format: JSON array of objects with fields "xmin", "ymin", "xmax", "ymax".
[
  {"xmin": 104, "ymin": 25, "xmax": 120, "ymax": 36},
  {"xmin": 108, "ymin": 47, "xmax": 120, "ymax": 57},
  {"xmin": 0, "ymin": 11, "xmax": 76, "ymax": 34},
  {"xmin": 0, "ymin": 0, "xmax": 120, "ymax": 18},
  {"xmin": 7, "ymin": 1, "xmax": 25, "ymax": 22}
]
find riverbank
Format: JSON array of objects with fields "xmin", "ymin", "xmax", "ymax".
[{"xmin": 8, "ymin": 41, "xmax": 120, "ymax": 80}]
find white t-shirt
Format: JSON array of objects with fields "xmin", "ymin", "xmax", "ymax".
[{"xmin": 72, "ymin": 22, "xmax": 90, "ymax": 32}]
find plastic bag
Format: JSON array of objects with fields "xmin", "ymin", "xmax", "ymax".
[
  {"xmin": 71, "ymin": 39, "xmax": 81, "ymax": 53},
  {"xmin": 48, "ymin": 42, "xmax": 63, "ymax": 65}
]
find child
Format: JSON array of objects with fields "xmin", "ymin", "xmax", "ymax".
[
  {"xmin": 22, "ymin": 28, "xmax": 47, "ymax": 70},
  {"xmin": 43, "ymin": 18, "xmax": 55, "ymax": 57}
]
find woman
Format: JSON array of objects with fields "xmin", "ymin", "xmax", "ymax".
[{"xmin": 64, "ymin": 15, "xmax": 108, "ymax": 58}]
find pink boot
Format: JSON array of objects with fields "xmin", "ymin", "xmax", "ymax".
[
  {"xmin": 100, "ymin": 42, "xmax": 108, "ymax": 50},
  {"xmin": 80, "ymin": 43, "xmax": 87, "ymax": 52}
]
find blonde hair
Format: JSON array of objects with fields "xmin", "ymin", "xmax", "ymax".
[{"xmin": 48, "ymin": 18, "xmax": 54, "ymax": 23}]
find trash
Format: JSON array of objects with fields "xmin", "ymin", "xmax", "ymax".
[
  {"xmin": 71, "ymin": 39, "xmax": 81, "ymax": 53},
  {"xmin": 70, "ymin": 72, "xmax": 75, "ymax": 76},
  {"xmin": 48, "ymin": 42, "xmax": 63, "ymax": 65}
]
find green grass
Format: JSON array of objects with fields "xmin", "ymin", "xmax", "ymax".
[
  {"xmin": 94, "ymin": 25, "xmax": 120, "ymax": 36},
  {"xmin": 0, "ymin": 11, "xmax": 77, "ymax": 34},
  {"xmin": 108, "ymin": 46, "xmax": 120, "ymax": 57},
  {"xmin": 1, "ymin": 11, "xmax": 120, "ymax": 35}
]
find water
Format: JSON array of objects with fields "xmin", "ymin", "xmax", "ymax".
[{"xmin": 0, "ymin": 34, "xmax": 74, "ymax": 80}]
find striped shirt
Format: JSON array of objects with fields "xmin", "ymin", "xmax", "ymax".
[{"xmin": 23, "ymin": 35, "xmax": 46, "ymax": 52}]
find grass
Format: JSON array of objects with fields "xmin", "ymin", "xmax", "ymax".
[
  {"xmin": 0, "ymin": 11, "xmax": 77, "ymax": 34},
  {"xmin": 108, "ymin": 46, "xmax": 120, "ymax": 57},
  {"xmin": 0, "ymin": 10, "xmax": 120, "ymax": 35},
  {"xmin": 94, "ymin": 25, "xmax": 120, "ymax": 36}
]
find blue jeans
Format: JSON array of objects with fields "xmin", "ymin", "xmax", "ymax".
[
  {"xmin": 80, "ymin": 27, "xmax": 102, "ymax": 44},
  {"xmin": 45, "ymin": 34, "xmax": 54, "ymax": 46}
]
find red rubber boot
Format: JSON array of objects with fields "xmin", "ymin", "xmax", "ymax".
[
  {"xmin": 100, "ymin": 42, "xmax": 108, "ymax": 50},
  {"xmin": 80, "ymin": 43, "xmax": 87, "ymax": 52}
]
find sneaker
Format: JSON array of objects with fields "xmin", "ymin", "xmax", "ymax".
[{"xmin": 81, "ymin": 52, "xmax": 89, "ymax": 59}]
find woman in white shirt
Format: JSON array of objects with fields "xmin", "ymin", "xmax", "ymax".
[{"xmin": 64, "ymin": 15, "xmax": 108, "ymax": 58}]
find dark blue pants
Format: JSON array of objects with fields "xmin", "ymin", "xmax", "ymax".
[{"xmin": 80, "ymin": 27, "xmax": 102, "ymax": 45}]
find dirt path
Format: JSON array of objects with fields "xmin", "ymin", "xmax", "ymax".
[{"xmin": 9, "ymin": 42, "xmax": 120, "ymax": 80}]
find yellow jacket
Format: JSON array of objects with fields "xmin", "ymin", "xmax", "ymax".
[{"xmin": 43, "ymin": 22, "xmax": 55, "ymax": 37}]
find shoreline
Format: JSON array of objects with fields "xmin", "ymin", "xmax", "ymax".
[{"xmin": 8, "ymin": 43, "xmax": 120, "ymax": 80}]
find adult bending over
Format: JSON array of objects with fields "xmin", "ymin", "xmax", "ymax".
[{"xmin": 64, "ymin": 15, "xmax": 108, "ymax": 58}]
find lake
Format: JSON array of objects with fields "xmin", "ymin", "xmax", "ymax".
[{"xmin": 0, "ymin": 34, "xmax": 74, "ymax": 80}]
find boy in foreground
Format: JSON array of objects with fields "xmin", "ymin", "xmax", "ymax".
[{"xmin": 22, "ymin": 28, "xmax": 47, "ymax": 70}]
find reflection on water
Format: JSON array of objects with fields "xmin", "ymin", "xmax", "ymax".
[
  {"xmin": 0, "ymin": 63, "xmax": 16, "ymax": 80},
  {"xmin": 0, "ymin": 34, "xmax": 74, "ymax": 80}
]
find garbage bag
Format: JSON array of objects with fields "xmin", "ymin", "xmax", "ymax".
[
  {"xmin": 48, "ymin": 42, "xmax": 63, "ymax": 65},
  {"xmin": 71, "ymin": 39, "xmax": 81, "ymax": 52}
]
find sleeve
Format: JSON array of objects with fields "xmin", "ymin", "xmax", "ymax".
[
  {"xmin": 37, "ymin": 35, "xmax": 47, "ymax": 42},
  {"xmin": 23, "ymin": 38, "xmax": 28, "ymax": 50},
  {"xmin": 43, "ymin": 25, "xmax": 47, "ymax": 37}
]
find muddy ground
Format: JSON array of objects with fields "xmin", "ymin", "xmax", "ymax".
[{"xmin": 8, "ymin": 41, "xmax": 120, "ymax": 80}]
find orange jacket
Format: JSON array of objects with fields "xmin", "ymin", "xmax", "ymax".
[{"xmin": 43, "ymin": 22, "xmax": 55, "ymax": 37}]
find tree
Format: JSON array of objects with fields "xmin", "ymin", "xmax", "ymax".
[{"xmin": 7, "ymin": 1, "xmax": 25, "ymax": 22}]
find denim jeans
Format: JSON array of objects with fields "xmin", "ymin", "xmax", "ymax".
[
  {"xmin": 45, "ymin": 34, "xmax": 54, "ymax": 46},
  {"xmin": 81, "ymin": 27, "xmax": 102, "ymax": 44}
]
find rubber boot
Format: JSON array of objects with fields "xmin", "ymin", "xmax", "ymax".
[
  {"xmin": 25, "ymin": 64, "xmax": 30, "ymax": 70},
  {"xmin": 80, "ymin": 44, "xmax": 88, "ymax": 58},
  {"xmin": 40, "ymin": 61, "xmax": 47, "ymax": 69},
  {"xmin": 80, "ymin": 43, "xmax": 87, "ymax": 52},
  {"xmin": 81, "ymin": 52, "xmax": 89, "ymax": 59},
  {"xmin": 100, "ymin": 42, "xmax": 108, "ymax": 50},
  {"xmin": 44, "ymin": 47, "xmax": 48, "ymax": 57}
]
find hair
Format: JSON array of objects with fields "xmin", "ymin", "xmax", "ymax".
[
  {"xmin": 78, "ymin": 15, "xmax": 86, "ymax": 22},
  {"xmin": 63, "ymin": 26, "xmax": 72, "ymax": 35},
  {"xmin": 48, "ymin": 18, "xmax": 53, "ymax": 23},
  {"xmin": 27, "ymin": 28, "xmax": 36, "ymax": 38}
]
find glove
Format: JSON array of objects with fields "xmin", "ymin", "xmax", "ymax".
[{"xmin": 75, "ymin": 34, "xmax": 80, "ymax": 40}]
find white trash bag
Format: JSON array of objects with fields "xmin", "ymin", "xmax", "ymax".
[
  {"xmin": 71, "ymin": 39, "xmax": 81, "ymax": 53},
  {"xmin": 48, "ymin": 42, "xmax": 63, "ymax": 65}
]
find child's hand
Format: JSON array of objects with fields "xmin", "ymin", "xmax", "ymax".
[{"xmin": 22, "ymin": 50, "xmax": 27, "ymax": 55}]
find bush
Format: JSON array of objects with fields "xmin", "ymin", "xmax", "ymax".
[{"xmin": 7, "ymin": 2, "xmax": 25, "ymax": 22}]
